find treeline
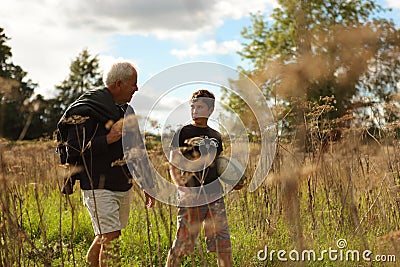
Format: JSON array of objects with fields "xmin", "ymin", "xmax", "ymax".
[{"xmin": 0, "ymin": 28, "xmax": 103, "ymax": 140}]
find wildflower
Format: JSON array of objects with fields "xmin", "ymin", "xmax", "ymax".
[
  {"xmin": 61, "ymin": 115, "xmax": 89, "ymax": 125},
  {"xmin": 111, "ymin": 158, "xmax": 127, "ymax": 167}
]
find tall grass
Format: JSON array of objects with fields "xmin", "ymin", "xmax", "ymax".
[{"xmin": 0, "ymin": 115, "xmax": 399, "ymax": 266}]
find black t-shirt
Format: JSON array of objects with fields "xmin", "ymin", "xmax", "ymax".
[{"xmin": 171, "ymin": 124, "xmax": 223, "ymax": 192}]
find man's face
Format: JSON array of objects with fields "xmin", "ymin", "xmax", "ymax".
[
  {"xmin": 118, "ymin": 69, "xmax": 138, "ymax": 103},
  {"xmin": 190, "ymin": 98, "xmax": 213, "ymax": 124},
  {"xmin": 122, "ymin": 70, "xmax": 139, "ymax": 102}
]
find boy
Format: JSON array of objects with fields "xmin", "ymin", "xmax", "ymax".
[{"xmin": 166, "ymin": 89, "xmax": 241, "ymax": 267}]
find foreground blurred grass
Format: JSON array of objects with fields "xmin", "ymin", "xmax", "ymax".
[{"xmin": 0, "ymin": 134, "xmax": 399, "ymax": 266}]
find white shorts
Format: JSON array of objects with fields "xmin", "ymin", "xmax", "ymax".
[{"xmin": 82, "ymin": 189, "xmax": 133, "ymax": 236}]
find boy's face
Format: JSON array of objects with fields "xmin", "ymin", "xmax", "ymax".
[{"xmin": 190, "ymin": 98, "xmax": 213, "ymax": 125}]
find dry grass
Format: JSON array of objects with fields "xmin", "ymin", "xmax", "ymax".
[{"xmin": 0, "ymin": 123, "xmax": 399, "ymax": 266}]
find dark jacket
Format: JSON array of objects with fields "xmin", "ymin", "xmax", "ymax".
[{"xmin": 58, "ymin": 88, "xmax": 132, "ymax": 191}]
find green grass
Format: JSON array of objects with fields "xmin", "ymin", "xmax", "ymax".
[{"xmin": 0, "ymin": 137, "xmax": 399, "ymax": 266}]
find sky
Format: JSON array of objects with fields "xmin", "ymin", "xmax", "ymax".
[
  {"xmin": 0, "ymin": 0, "xmax": 277, "ymax": 95},
  {"xmin": 1, "ymin": 0, "xmax": 400, "ymax": 130}
]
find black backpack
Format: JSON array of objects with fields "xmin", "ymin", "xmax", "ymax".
[{"xmin": 55, "ymin": 126, "xmax": 80, "ymax": 194}]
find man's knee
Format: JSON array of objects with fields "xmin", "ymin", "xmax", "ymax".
[
  {"xmin": 102, "ymin": 231, "xmax": 121, "ymax": 244},
  {"xmin": 103, "ymin": 230, "xmax": 121, "ymax": 239}
]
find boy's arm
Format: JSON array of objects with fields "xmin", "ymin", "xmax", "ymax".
[{"xmin": 169, "ymin": 149, "xmax": 186, "ymax": 186}]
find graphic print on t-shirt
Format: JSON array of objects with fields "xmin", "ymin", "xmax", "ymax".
[
  {"xmin": 184, "ymin": 135, "xmax": 219, "ymax": 152},
  {"xmin": 170, "ymin": 125, "xmax": 223, "ymax": 191}
]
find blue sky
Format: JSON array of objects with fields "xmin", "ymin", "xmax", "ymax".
[{"xmin": 0, "ymin": 0, "xmax": 399, "ymax": 130}]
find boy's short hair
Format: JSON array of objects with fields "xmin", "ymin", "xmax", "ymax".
[{"xmin": 191, "ymin": 89, "xmax": 215, "ymax": 109}]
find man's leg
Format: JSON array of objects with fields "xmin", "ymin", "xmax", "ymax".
[
  {"xmin": 99, "ymin": 230, "xmax": 121, "ymax": 267},
  {"xmin": 86, "ymin": 235, "xmax": 101, "ymax": 266},
  {"xmin": 83, "ymin": 189, "xmax": 129, "ymax": 266}
]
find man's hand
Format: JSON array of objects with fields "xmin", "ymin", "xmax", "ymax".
[
  {"xmin": 144, "ymin": 191, "xmax": 155, "ymax": 208},
  {"xmin": 106, "ymin": 119, "xmax": 124, "ymax": 144}
]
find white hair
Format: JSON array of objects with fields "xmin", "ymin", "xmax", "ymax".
[{"xmin": 104, "ymin": 62, "xmax": 136, "ymax": 87}]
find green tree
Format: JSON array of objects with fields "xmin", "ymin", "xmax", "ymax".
[
  {"xmin": 38, "ymin": 97, "xmax": 64, "ymax": 137},
  {"xmin": 56, "ymin": 48, "xmax": 103, "ymax": 109},
  {"xmin": 0, "ymin": 27, "xmax": 38, "ymax": 140},
  {"xmin": 0, "ymin": 28, "xmax": 12, "ymax": 77},
  {"xmin": 27, "ymin": 49, "xmax": 104, "ymax": 140},
  {"xmin": 227, "ymin": 0, "xmax": 400, "ymax": 137}
]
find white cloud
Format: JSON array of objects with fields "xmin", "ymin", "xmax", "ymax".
[
  {"xmin": 386, "ymin": 0, "xmax": 400, "ymax": 8},
  {"xmin": 171, "ymin": 40, "xmax": 242, "ymax": 59},
  {"xmin": 0, "ymin": 0, "xmax": 276, "ymax": 97},
  {"xmin": 130, "ymin": 90, "xmax": 186, "ymax": 129},
  {"xmin": 0, "ymin": 0, "xmax": 113, "ymax": 96},
  {"xmin": 54, "ymin": 0, "xmax": 277, "ymax": 41},
  {"xmin": 214, "ymin": 0, "xmax": 278, "ymax": 19}
]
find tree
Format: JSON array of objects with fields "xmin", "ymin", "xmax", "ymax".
[
  {"xmin": 56, "ymin": 48, "xmax": 103, "ymax": 109},
  {"xmin": 0, "ymin": 28, "xmax": 12, "ymax": 77},
  {"xmin": 228, "ymin": 0, "xmax": 400, "ymax": 139},
  {"xmin": 0, "ymin": 27, "xmax": 37, "ymax": 140},
  {"xmin": 0, "ymin": 31, "xmax": 104, "ymax": 140},
  {"xmin": 24, "ymin": 49, "xmax": 104, "ymax": 140}
]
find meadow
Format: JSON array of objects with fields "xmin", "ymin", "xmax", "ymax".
[{"xmin": 0, "ymin": 123, "xmax": 399, "ymax": 266}]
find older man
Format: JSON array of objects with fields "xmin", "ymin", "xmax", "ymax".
[{"xmin": 58, "ymin": 62, "xmax": 154, "ymax": 266}]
